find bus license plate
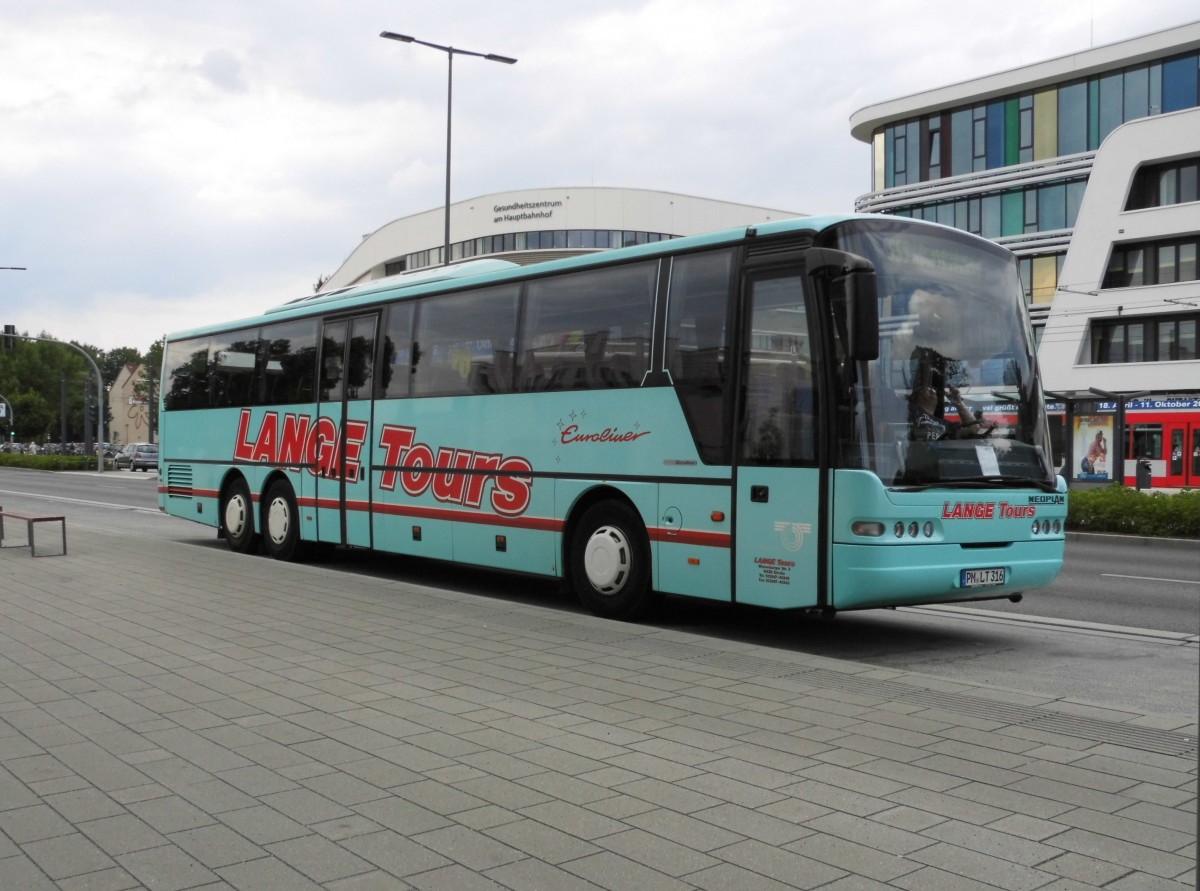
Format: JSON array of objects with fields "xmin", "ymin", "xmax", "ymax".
[{"xmin": 961, "ymin": 567, "xmax": 1006, "ymax": 588}]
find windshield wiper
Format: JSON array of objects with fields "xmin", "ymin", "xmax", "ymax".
[{"xmin": 892, "ymin": 476, "xmax": 1058, "ymax": 493}]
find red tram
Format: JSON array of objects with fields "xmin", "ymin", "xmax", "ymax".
[{"xmin": 1047, "ymin": 397, "xmax": 1200, "ymax": 489}]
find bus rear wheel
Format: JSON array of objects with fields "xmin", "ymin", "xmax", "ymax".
[
  {"xmin": 262, "ymin": 479, "xmax": 303, "ymax": 562},
  {"xmin": 570, "ymin": 501, "xmax": 658, "ymax": 620},
  {"xmin": 221, "ymin": 478, "xmax": 258, "ymax": 554}
]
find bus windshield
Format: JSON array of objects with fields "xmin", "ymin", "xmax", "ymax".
[{"xmin": 829, "ymin": 219, "xmax": 1057, "ymax": 490}]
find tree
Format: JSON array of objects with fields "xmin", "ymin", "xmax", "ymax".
[{"xmin": 101, "ymin": 346, "xmax": 143, "ymax": 387}]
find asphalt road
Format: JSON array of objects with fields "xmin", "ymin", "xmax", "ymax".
[
  {"xmin": 1, "ymin": 466, "xmax": 1195, "ymax": 720},
  {"xmin": 973, "ymin": 533, "xmax": 1199, "ymax": 635}
]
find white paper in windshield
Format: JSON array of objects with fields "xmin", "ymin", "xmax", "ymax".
[{"xmin": 976, "ymin": 444, "xmax": 1001, "ymax": 477}]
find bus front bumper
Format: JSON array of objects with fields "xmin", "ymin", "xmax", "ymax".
[{"xmin": 830, "ymin": 539, "xmax": 1065, "ymax": 611}]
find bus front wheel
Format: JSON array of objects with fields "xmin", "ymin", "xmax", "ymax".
[
  {"xmin": 221, "ymin": 478, "xmax": 258, "ymax": 554},
  {"xmin": 570, "ymin": 501, "xmax": 658, "ymax": 620},
  {"xmin": 262, "ymin": 480, "xmax": 303, "ymax": 562}
]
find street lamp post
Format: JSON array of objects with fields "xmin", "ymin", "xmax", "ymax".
[{"xmin": 380, "ymin": 31, "xmax": 516, "ymax": 267}]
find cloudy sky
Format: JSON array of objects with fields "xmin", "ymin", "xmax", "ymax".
[{"xmin": 2, "ymin": 1, "xmax": 1196, "ymax": 354}]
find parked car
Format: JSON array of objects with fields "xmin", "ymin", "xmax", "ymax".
[
  {"xmin": 130, "ymin": 443, "xmax": 158, "ymax": 472},
  {"xmin": 115, "ymin": 442, "xmax": 155, "ymax": 470}
]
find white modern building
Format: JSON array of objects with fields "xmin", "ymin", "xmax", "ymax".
[
  {"xmin": 851, "ymin": 22, "xmax": 1200, "ymax": 485},
  {"xmin": 321, "ymin": 187, "xmax": 801, "ymax": 290}
]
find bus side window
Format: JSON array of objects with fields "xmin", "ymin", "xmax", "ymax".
[
  {"xmin": 665, "ymin": 250, "xmax": 735, "ymax": 464},
  {"xmin": 519, "ymin": 262, "xmax": 655, "ymax": 393},
  {"xmin": 210, "ymin": 332, "xmax": 261, "ymax": 409},
  {"xmin": 259, "ymin": 319, "xmax": 318, "ymax": 406},
  {"xmin": 379, "ymin": 303, "xmax": 414, "ymax": 399},
  {"xmin": 162, "ymin": 336, "xmax": 211, "ymax": 411},
  {"xmin": 412, "ymin": 286, "xmax": 518, "ymax": 398}
]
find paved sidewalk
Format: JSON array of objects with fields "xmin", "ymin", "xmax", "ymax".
[{"xmin": 0, "ymin": 525, "xmax": 1194, "ymax": 890}]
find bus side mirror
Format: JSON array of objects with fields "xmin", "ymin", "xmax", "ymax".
[{"xmin": 805, "ymin": 247, "xmax": 879, "ymax": 361}]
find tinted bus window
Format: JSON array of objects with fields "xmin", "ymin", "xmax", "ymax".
[
  {"xmin": 519, "ymin": 262, "xmax": 656, "ymax": 392},
  {"xmin": 210, "ymin": 330, "xmax": 261, "ymax": 408},
  {"xmin": 163, "ymin": 336, "xmax": 212, "ymax": 410},
  {"xmin": 666, "ymin": 249, "xmax": 734, "ymax": 463},
  {"xmin": 380, "ymin": 303, "xmax": 414, "ymax": 399},
  {"xmin": 413, "ymin": 286, "xmax": 519, "ymax": 397},
  {"xmin": 261, "ymin": 318, "xmax": 318, "ymax": 406},
  {"xmin": 319, "ymin": 315, "xmax": 377, "ymax": 402}
]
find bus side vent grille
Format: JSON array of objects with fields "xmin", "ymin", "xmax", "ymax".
[{"xmin": 165, "ymin": 465, "xmax": 194, "ymax": 498}]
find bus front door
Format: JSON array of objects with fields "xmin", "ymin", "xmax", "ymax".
[
  {"xmin": 316, "ymin": 314, "xmax": 378, "ymax": 547},
  {"xmin": 734, "ymin": 271, "xmax": 822, "ymax": 609}
]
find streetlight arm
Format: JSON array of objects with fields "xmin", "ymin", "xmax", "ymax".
[
  {"xmin": 380, "ymin": 31, "xmax": 516, "ymax": 63},
  {"xmin": 380, "ymin": 29, "xmax": 517, "ymax": 267}
]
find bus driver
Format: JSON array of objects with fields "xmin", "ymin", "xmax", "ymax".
[{"xmin": 909, "ymin": 384, "xmax": 993, "ymax": 440}]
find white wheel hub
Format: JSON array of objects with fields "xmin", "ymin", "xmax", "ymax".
[
  {"xmin": 583, "ymin": 525, "xmax": 631, "ymax": 595},
  {"xmin": 224, "ymin": 494, "xmax": 249, "ymax": 538},
  {"xmin": 267, "ymin": 497, "xmax": 291, "ymax": 545}
]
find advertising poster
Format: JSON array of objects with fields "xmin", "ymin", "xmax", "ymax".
[{"xmin": 1075, "ymin": 414, "xmax": 1113, "ymax": 480}]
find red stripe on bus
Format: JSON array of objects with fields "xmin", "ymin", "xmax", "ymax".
[
  {"xmin": 648, "ymin": 528, "xmax": 732, "ymax": 548},
  {"xmin": 171, "ymin": 487, "xmax": 728, "ymax": 548},
  {"xmin": 299, "ymin": 498, "xmax": 564, "ymax": 533}
]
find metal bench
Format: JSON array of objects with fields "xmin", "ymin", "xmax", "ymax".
[{"xmin": 0, "ymin": 506, "xmax": 67, "ymax": 557}]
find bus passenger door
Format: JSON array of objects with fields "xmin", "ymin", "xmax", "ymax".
[
  {"xmin": 734, "ymin": 271, "xmax": 822, "ymax": 609},
  {"xmin": 316, "ymin": 314, "xmax": 378, "ymax": 547}
]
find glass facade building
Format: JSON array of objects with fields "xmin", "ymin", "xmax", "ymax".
[
  {"xmin": 853, "ymin": 26, "xmax": 1200, "ymax": 323},
  {"xmin": 852, "ymin": 23, "xmax": 1200, "ymax": 486},
  {"xmin": 875, "ymin": 51, "xmax": 1199, "ymax": 190}
]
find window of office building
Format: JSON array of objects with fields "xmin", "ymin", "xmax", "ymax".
[
  {"xmin": 399, "ymin": 228, "xmax": 678, "ymax": 274},
  {"xmin": 1091, "ymin": 313, "xmax": 1199, "ymax": 363},
  {"xmin": 1126, "ymin": 155, "xmax": 1200, "ymax": 209},
  {"xmin": 885, "ymin": 177, "xmax": 1086, "ymax": 239},
  {"xmin": 1019, "ymin": 254, "xmax": 1065, "ymax": 305},
  {"xmin": 1104, "ymin": 236, "xmax": 1200, "ymax": 288},
  {"xmin": 876, "ymin": 50, "xmax": 1200, "ymax": 189}
]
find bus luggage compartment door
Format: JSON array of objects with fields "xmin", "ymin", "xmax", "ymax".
[{"xmin": 734, "ymin": 466, "xmax": 821, "ymax": 608}]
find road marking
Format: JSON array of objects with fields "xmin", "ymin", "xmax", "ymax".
[
  {"xmin": 1102, "ymin": 573, "xmax": 1199, "ymax": 586},
  {"xmin": 0, "ymin": 488, "xmax": 159, "ymax": 514},
  {"xmin": 902, "ymin": 604, "xmax": 1199, "ymax": 646}
]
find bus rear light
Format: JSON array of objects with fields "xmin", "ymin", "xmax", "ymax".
[
  {"xmin": 907, "ymin": 522, "xmax": 919, "ymax": 538},
  {"xmin": 893, "ymin": 521, "xmax": 905, "ymax": 538},
  {"xmin": 1052, "ymin": 520, "xmax": 1061, "ymax": 534},
  {"xmin": 923, "ymin": 522, "xmax": 934, "ymax": 538},
  {"xmin": 496, "ymin": 535, "xmax": 507, "ymax": 552},
  {"xmin": 852, "ymin": 521, "xmax": 885, "ymax": 537},
  {"xmin": 711, "ymin": 511, "xmax": 725, "ymax": 523},
  {"xmin": 412, "ymin": 526, "xmax": 422, "ymax": 541}
]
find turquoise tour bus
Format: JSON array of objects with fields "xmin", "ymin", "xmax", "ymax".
[{"xmin": 158, "ymin": 214, "xmax": 1067, "ymax": 619}]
